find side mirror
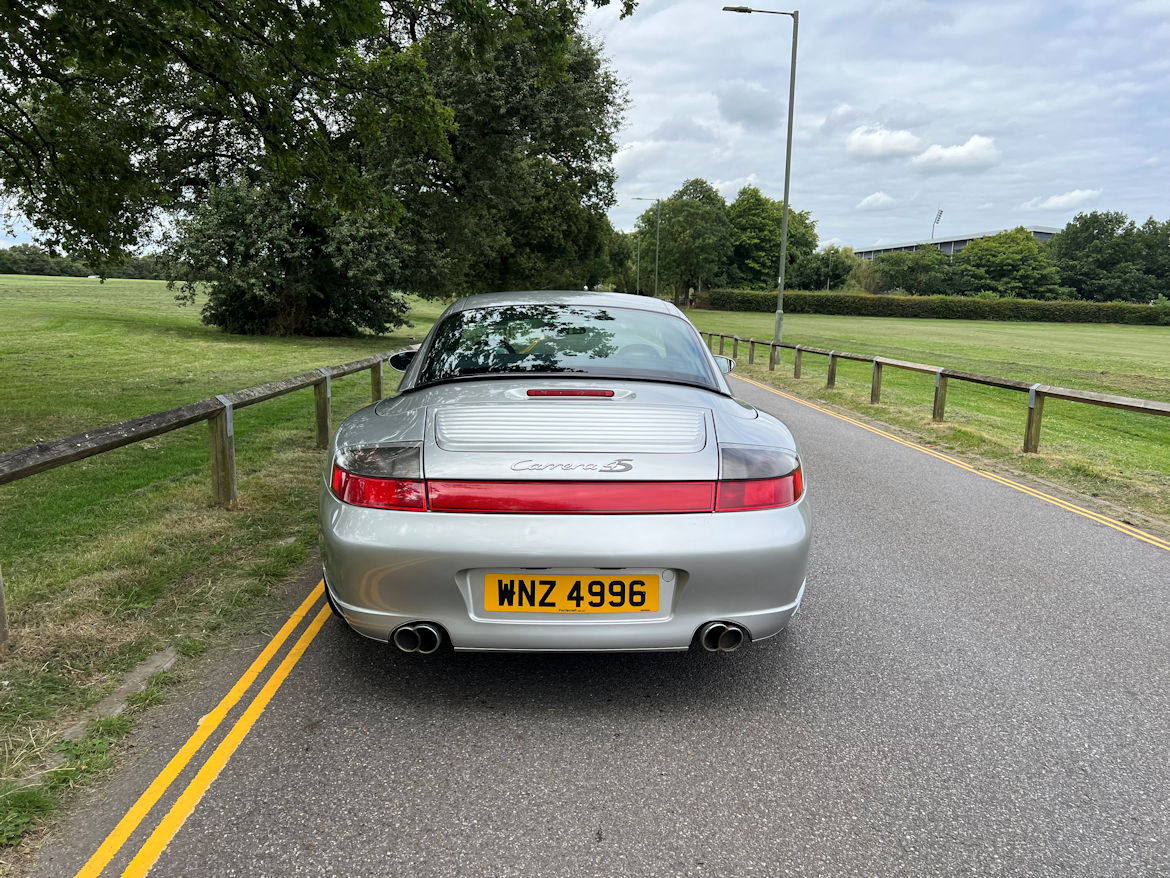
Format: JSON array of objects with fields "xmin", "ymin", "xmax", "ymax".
[
  {"xmin": 388, "ymin": 349, "xmax": 416, "ymax": 372},
  {"xmin": 713, "ymin": 355, "xmax": 735, "ymax": 375}
]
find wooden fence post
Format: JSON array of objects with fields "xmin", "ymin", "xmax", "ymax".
[
  {"xmin": 768, "ymin": 344, "xmax": 777, "ymax": 371},
  {"xmin": 732, "ymin": 337, "xmax": 740, "ymax": 358},
  {"xmin": 315, "ymin": 369, "xmax": 332, "ymax": 449},
  {"xmin": 1024, "ymin": 384, "xmax": 1046, "ymax": 452},
  {"xmin": 371, "ymin": 359, "xmax": 384, "ymax": 402},
  {"xmin": 0, "ymin": 564, "xmax": 9, "ymax": 652},
  {"xmin": 793, "ymin": 346, "xmax": 803, "ymax": 378},
  {"xmin": 871, "ymin": 360, "xmax": 884, "ymax": 404},
  {"xmin": 209, "ymin": 395, "xmax": 238, "ymax": 508},
  {"xmin": 719, "ymin": 335, "xmax": 726, "ymax": 355},
  {"xmin": 748, "ymin": 340, "xmax": 756, "ymax": 365},
  {"xmin": 826, "ymin": 352, "xmax": 838, "ymax": 388},
  {"xmin": 932, "ymin": 371, "xmax": 949, "ymax": 422}
]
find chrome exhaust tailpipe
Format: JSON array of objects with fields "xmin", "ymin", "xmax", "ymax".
[
  {"xmin": 698, "ymin": 621, "xmax": 747, "ymax": 652},
  {"xmin": 699, "ymin": 622, "xmax": 726, "ymax": 652},
  {"xmin": 718, "ymin": 625, "xmax": 744, "ymax": 652},
  {"xmin": 392, "ymin": 623, "xmax": 444, "ymax": 654},
  {"xmin": 414, "ymin": 623, "xmax": 442, "ymax": 655},
  {"xmin": 392, "ymin": 625, "xmax": 421, "ymax": 653}
]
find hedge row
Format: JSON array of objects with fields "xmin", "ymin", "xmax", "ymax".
[{"xmin": 700, "ymin": 290, "xmax": 1170, "ymax": 325}]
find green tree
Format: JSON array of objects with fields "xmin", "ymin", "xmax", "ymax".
[
  {"xmin": 167, "ymin": 180, "xmax": 409, "ymax": 336},
  {"xmin": 953, "ymin": 228, "xmax": 1068, "ymax": 299},
  {"xmin": 644, "ymin": 179, "xmax": 732, "ymax": 305},
  {"xmin": 1139, "ymin": 217, "xmax": 1170, "ymax": 298},
  {"xmin": 788, "ymin": 245, "xmax": 859, "ymax": 291},
  {"xmin": 727, "ymin": 186, "xmax": 817, "ymax": 290},
  {"xmin": 873, "ymin": 246, "xmax": 953, "ymax": 295},
  {"xmin": 847, "ymin": 257, "xmax": 881, "ymax": 294},
  {"xmin": 395, "ymin": 32, "xmax": 625, "ymax": 299},
  {"xmin": 1047, "ymin": 211, "xmax": 1161, "ymax": 302},
  {"xmin": 607, "ymin": 230, "xmax": 637, "ymax": 293},
  {"xmin": 154, "ymin": 12, "xmax": 626, "ymax": 334},
  {"xmin": 1, "ymin": 0, "xmax": 634, "ymax": 334}
]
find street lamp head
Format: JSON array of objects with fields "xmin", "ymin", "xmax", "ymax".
[{"xmin": 723, "ymin": 5, "xmax": 797, "ymax": 15}]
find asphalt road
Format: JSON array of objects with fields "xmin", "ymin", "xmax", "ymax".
[{"xmin": 31, "ymin": 375, "xmax": 1170, "ymax": 877}]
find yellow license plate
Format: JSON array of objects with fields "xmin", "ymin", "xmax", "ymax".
[{"xmin": 484, "ymin": 573, "xmax": 660, "ymax": 614}]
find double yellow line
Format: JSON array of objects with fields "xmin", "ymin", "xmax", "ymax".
[
  {"xmin": 734, "ymin": 374, "xmax": 1170, "ymax": 554},
  {"xmin": 76, "ymin": 582, "xmax": 332, "ymax": 878}
]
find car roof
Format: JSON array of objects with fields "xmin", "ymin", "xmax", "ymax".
[{"xmin": 443, "ymin": 290, "xmax": 681, "ymax": 317}]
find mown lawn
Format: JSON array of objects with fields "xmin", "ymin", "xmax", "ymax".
[
  {"xmin": 686, "ymin": 308, "xmax": 1170, "ymax": 527},
  {"xmin": 0, "ymin": 275, "xmax": 445, "ymax": 844}
]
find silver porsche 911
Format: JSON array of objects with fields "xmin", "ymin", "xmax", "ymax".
[{"xmin": 319, "ymin": 291, "xmax": 810, "ymax": 653}]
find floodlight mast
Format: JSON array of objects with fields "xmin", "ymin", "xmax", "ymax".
[{"xmin": 722, "ymin": 5, "xmax": 799, "ymax": 346}]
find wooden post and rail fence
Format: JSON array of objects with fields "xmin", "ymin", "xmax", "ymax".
[
  {"xmin": 0, "ymin": 353, "xmax": 393, "ymax": 507},
  {"xmin": 0, "ymin": 353, "xmax": 399, "ymax": 647},
  {"xmin": 702, "ymin": 332, "xmax": 1170, "ymax": 454}
]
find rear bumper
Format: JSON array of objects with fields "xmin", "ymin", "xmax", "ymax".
[{"xmin": 319, "ymin": 484, "xmax": 811, "ymax": 652}]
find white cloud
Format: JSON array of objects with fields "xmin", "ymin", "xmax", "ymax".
[
  {"xmin": 1021, "ymin": 188, "xmax": 1103, "ymax": 210},
  {"xmin": 714, "ymin": 81, "xmax": 782, "ymax": 132},
  {"xmin": 856, "ymin": 191, "xmax": 896, "ymax": 211},
  {"xmin": 820, "ymin": 104, "xmax": 861, "ymax": 133},
  {"xmin": 910, "ymin": 135, "xmax": 1002, "ymax": 172},
  {"xmin": 845, "ymin": 125, "xmax": 923, "ymax": 158},
  {"xmin": 649, "ymin": 116, "xmax": 717, "ymax": 143}
]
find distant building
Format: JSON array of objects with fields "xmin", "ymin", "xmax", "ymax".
[{"xmin": 854, "ymin": 226, "xmax": 1060, "ymax": 261}]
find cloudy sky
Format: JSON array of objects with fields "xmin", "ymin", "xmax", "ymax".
[{"xmin": 587, "ymin": 0, "xmax": 1170, "ymax": 249}]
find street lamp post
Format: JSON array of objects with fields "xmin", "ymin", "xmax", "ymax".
[
  {"xmin": 636, "ymin": 234, "xmax": 642, "ymax": 294},
  {"xmin": 723, "ymin": 5, "xmax": 799, "ymax": 345},
  {"xmin": 633, "ymin": 196, "xmax": 662, "ymax": 298}
]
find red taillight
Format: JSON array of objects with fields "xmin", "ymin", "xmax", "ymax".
[
  {"xmin": 331, "ymin": 464, "xmax": 426, "ymax": 510},
  {"xmin": 526, "ymin": 389, "xmax": 615, "ymax": 397},
  {"xmin": 427, "ymin": 480, "xmax": 715, "ymax": 514},
  {"xmin": 714, "ymin": 467, "xmax": 803, "ymax": 512}
]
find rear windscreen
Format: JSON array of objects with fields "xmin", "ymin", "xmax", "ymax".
[{"xmin": 415, "ymin": 304, "xmax": 719, "ymax": 390}]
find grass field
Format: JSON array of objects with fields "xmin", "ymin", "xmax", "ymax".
[
  {"xmin": 687, "ymin": 308, "xmax": 1170, "ymax": 527},
  {"xmin": 0, "ymin": 275, "xmax": 445, "ymax": 843}
]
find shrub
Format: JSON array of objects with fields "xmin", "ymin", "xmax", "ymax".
[{"xmin": 703, "ymin": 290, "xmax": 1170, "ymax": 325}]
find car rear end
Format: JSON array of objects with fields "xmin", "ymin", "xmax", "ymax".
[{"xmin": 319, "ymin": 293, "xmax": 810, "ymax": 652}]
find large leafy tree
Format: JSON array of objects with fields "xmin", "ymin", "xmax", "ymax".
[
  {"xmin": 788, "ymin": 245, "xmax": 859, "ymax": 291},
  {"xmin": 394, "ymin": 30, "xmax": 625, "ymax": 300},
  {"xmin": 726, "ymin": 185, "xmax": 816, "ymax": 290},
  {"xmin": 953, "ymin": 227, "xmax": 1068, "ymax": 300},
  {"xmin": 607, "ymin": 229, "xmax": 637, "ymax": 293},
  {"xmin": 0, "ymin": 0, "xmax": 421, "ymax": 265},
  {"xmin": 1048, "ymin": 211, "xmax": 1165, "ymax": 302},
  {"xmin": 0, "ymin": 0, "xmax": 633, "ymax": 334},
  {"xmin": 641, "ymin": 179, "xmax": 732, "ymax": 304},
  {"xmin": 873, "ymin": 246, "xmax": 952, "ymax": 296}
]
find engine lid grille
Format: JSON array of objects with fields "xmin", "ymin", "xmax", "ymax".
[{"xmin": 433, "ymin": 403, "xmax": 707, "ymax": 454}]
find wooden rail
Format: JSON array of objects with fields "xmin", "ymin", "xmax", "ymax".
[
  {"xmin": 0, "ymin": 353, "xmax": 396, "ymax": 507},
  {"xmin": 700, "ymin": 332, "xmax": 1170, "ymax": 453}
]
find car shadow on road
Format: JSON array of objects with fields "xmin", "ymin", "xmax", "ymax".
[{"xmin": 315, "ymin": 616, "xmax": 810, "ymax": 719}]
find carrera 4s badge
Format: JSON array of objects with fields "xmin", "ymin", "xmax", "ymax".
[{"xmin": 510, "ymin": 458, "xmax": 634, "ymax": 473}]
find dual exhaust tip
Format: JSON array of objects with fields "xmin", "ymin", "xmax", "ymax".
[
  {"xmin": 391, "ymin": 622, "xmax": 443, "ymax": 654},
  {"xmin": 698, "ymin": 621, "xmax": 747, "ymax": 652}
]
